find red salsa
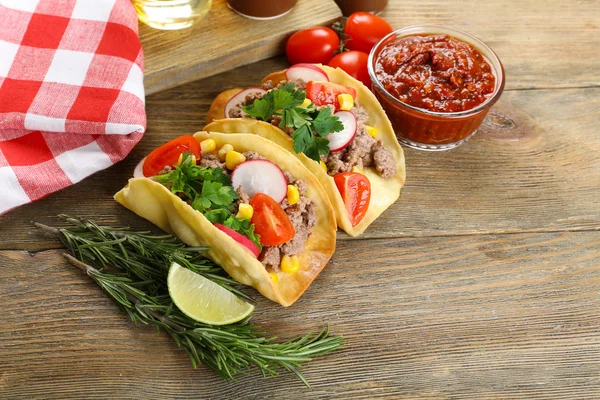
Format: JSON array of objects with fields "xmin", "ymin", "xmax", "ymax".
[{"xmin": 375, "ymin": 34, "xmax": 496, "ymax": 113}]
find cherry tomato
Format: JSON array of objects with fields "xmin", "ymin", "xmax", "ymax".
[
  {"xmin": 250, "ymin": 193, "xmax": 295, "ymax": 246},
  {"xmin": 328, "ymin": 50, "xmax": 371, "ymax": 88},
  {"xmin": 344, "ymin": 12, "xmax": 393, "ymax": 54},
  {"xmin": 333, "ymin": 172, "xmax": 371, "ymax": 227},
  {"xmin": 305, "ymin": 81, "xmax": 357, "ymax": 110},
  {"xmin": 143, "ymin": 136, "xmax": 201, "ymax": 177},
  {"xmin": 214, "ymin": 223, "xmax": 260, "ymax": 258},
  {"xmin": 286, "ymin": 27, "xmax": 340, "ymax": 65}
]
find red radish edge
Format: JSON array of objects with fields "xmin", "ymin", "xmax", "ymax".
[
  {"xmin": 214, "ymin": 223, "xmax": 260, "ymax": 258},
  {"xmin": 224, "ymin": 87, "xmax": 267, "ymax": 118},
  {"xmin": 328, "ymin": 111, "xmax": 357, "ymax": 152},
  {"xmin": 134, "ymin": 157, "xmax": 146, "ymax": 178},
  {"xmin": 231, "ymin": 160, "xmax": 288, "ymax": 203},
  {"xmin": 286, "ymin": 64, "xmax": 329, "ymax": 82}
]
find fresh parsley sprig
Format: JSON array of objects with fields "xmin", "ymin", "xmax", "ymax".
[
  {"xmin": 154, "ymin": 153, "xmax": 261, "ymax": 249},
  {"xmin": 242, "ymin": 84, "xmax": 344, "ymax": 161}
]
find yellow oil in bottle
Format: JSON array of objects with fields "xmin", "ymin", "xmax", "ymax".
[{"xmin": 132, "ymin": 0, "xmax": 212, "ymax": 30}]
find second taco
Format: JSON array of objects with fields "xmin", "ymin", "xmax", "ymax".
[{"xmin": 205, "ymin": 64, "xmax": 406, "ymax": 236}]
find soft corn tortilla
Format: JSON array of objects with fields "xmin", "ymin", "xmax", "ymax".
[
  {"xmin": 205, "ymin": 65, "xmax": 406, "ymax": 236},
  {"xmin": 114, "ymin": 132, "xmax": 336, "ymax": 307}
]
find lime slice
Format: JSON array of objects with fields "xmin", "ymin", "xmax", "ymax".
[{"xmin": 167, "ymin": 262, "xmax": 254, "ymax": 325}]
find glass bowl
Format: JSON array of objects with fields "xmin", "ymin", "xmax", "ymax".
[{"xmin": 367, "ymin": 25, "xmax": 505, "ymax": 151}]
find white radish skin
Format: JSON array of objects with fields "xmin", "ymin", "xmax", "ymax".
[
  {"xmin": 133, "ymin": 157, "xmax": 146, "ymax": 178},
  {"xmin": 224, "ymin": 87, "xmax": 267, "ymax": 118},
  {"xmin": 328, "ymin": 111, "xmax": 357, "ymax": 152},
  {"xmin": 231, "ymin": 160, "xmax": 288, "ymax": 203},
  {"xmin": 285, "ymin": 64, "xmax": 329, "ymax": 83}
]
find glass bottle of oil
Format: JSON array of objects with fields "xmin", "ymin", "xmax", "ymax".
[{"xmin": 132, "ymin": 0, "xmax": 212, "ymax": 30}]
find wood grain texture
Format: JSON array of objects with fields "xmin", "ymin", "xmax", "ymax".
[
  {"xmin": 2, "ymin": 232, "xmax": 600, "ymax": 399},
  {"xmin": 1, "ymin": 57, "xmax": 598, "ymax": 250},
  {"xmin": 141, "ymin": 0, "xmax": 341, "ymax": 94},
  {"xmin": 380, "ymin": 0, "xmax": 600, "ymax": 90},
  {"xmin": 1, "ymin": 3, "xmax": 599, "ymax": 398}
]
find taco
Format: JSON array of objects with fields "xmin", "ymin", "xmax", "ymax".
[
  {"xmin": 205, "ymin": 64, "xmax": 406, "ymax": 236},
  {"xmin": 114, "ymin": 132, "xmax": 336, "ymax": 306}
]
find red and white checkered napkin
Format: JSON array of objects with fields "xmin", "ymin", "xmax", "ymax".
[{"xmin": 0, "ymin": 0, "xmax": 145, "ymax": 215}]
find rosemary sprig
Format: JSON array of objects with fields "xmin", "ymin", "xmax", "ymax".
[
  {"xmin": 37, "ymin": 215, "xmax": 245, "ymax": 298},
  {"xmin": 36, "ymin": 216, "xmax": 342, "ymax": 385}
]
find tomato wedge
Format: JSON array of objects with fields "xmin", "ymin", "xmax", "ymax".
[
  {"xmin": 305, "ymin": 81, "xmax": 357, "ymax": 111},
  {"xmin": 334, "ymin": 172, "xmax": 371, "ymax": 227},
  {"xmin": 250, "ymin": 193, "xmax": 295, "ymax": 246},
  {"xmin": 142, "ymin": 135, "xmax": 201, "ymax": 177}
]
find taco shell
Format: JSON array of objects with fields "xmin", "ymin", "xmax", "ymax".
[
  {"xmin": 205, "ymin": 65, "xmax": 406, "ymax": 236},
  {"xmin": 114, "ymin": 132, "xmax": 337, "ymax": 307}
]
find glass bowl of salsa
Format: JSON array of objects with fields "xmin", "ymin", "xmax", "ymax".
[{"xmin": 368, "ymin": 25, "xmax": 505, "ymax": 150}]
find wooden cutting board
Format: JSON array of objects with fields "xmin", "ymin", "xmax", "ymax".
[{"xmin": 139, "ymin": 0, "xmax": 342, "ymax": 95}]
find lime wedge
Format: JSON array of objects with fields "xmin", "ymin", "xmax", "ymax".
[{"xmin": 167, "ymin": 262, "xmax": 254, "ymax": 325}]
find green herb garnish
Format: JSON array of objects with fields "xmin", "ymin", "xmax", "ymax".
[
  {"xmin": 242, "ymin": 84, "xmax": 344, "ymax": 161},
  {"xmin": 204, "ymin": 208, "xmax": 261, "ymax": 251},
  {"xmin": 154, "ymin": 153, "xmax": 261, "ymax": 249},
  {"xmin": 35, "ymin": 216, "xmax": 342, "ymax": 385}
]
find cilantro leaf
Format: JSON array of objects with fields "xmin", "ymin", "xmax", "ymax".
[
  {"xmin": 156, "ymin": 152, "xmax": 261, "ymax": 250},
  {"xmin": 209, "ymin": 167, "xmax": 232, "ymax": 186},
  {"xmin": 224, "ymin": 215, "xmax": 262, "ymax": 251},
  {"xmin": 203, "ymin": 209, "xmax": 262, "ymax": 251},
  {"xmin": 312, "ymin": 107, "xmax": 344, "ymax": 138},
  {"xmin": 292, "ymin": 125, "xmax": 331, "ymax": 161},
  {"xmin": 281, "ymin": 108, "xmax": 312, "ymax": 130},
  {"xmin": 192, "ymin": 196, "xmax": 212, "ymax": 213},
  {"xmin": 243, "ymin": 98, "xmax": 274, "ymax": 121},
  {"xmin": 201, "ymin": 181, "xmax": 237, "ymax": 207},
  {"xmin": 241, "ymin": 83, "xmax": 350, "ymax": 162}
]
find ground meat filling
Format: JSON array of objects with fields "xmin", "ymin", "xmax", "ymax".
[
  {"xmin": 227, "ymin": 91, "xmax": 266, "ymax": 118},
  {"xmin": 258, "ymin": 172, "xmax": 316, "ymax": 270},
  {"xmin": 198, "ymin": 152, "xmax": 225, "ymax": 169},
  {"xmin": 231, "ymin": 78, "xmax": 396, "ymax": 178}
]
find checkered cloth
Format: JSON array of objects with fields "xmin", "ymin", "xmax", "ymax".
[{"xmin": 0, "ymin": 0, "xmax": 145, "ymax": 215}]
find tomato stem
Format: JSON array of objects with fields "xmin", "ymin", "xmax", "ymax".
[{"xmin": 331, "ymin": 17, "xmax": 350, "ymax": 54}]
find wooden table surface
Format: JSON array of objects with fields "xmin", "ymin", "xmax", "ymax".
[{"xmin": 2, "ymin": 1, "xmax": 600, "ymax": 399}]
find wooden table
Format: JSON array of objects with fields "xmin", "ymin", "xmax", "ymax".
[{"xmin": 2, "ymin": 1, "xmax": 599, "ymax": 398}]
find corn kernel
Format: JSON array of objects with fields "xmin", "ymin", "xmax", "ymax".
[
  {"xmin": 320, "ymin": 160, "xmax": 327, "ymax": 173},
  {"xmin": 236, "ymin": 203, "xmax": 254, "ymax": 220},
  {"xmin": 338, "ymin": 93, "xmax": 354, "ymax": 111},
  {"xmin": 200, "ymin": 139, "xmax": 216, "ymax": 153},
  {"xmin": 225, "ymin": 150, "xmax": 246, "ymax": 170},
  {"xmin": 269, "ymin": 272, "xmax": 279, "ymax": 283},
  {"xmin": 218, "ymin": 144, "xmax": 234, "ymax": 161},
  {"xmin": 365, "ymin": 125, "xmax": 379, "ymax": 138},
  {"xmin": 280, "ymin": 255, "xmax": 300, "ymax": 273},
  {"xmin": 176, "ymin": 153, "xmax": 196, "ymax": 166},
  {"xmin": 351, "ymin": 166, "xmax": 364, "ymax": 174},
  {"xmin": 287, "ymin": 185, "xmax": 299, "ymax": 205},
  {"xmin": 300, "ymin": 98, "xmax": 312, "ymax": 107}
]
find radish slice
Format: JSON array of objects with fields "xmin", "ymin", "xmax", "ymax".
[
  {"xmin": 133, "ymin": 157, "xmax": 146, "ymax": 178},
  {"xmin": 231, "ymin": 160, "xmax": 288, "ymax": 203},
  {"xmin": 285, "ymin": 64, "xmax": 329, "ymax": 83},
  {"xmin": 328, "ymin": 111, "xmax": 357, "ymax": 152},
  {"xmin": 214, "ymin": 223, "xmax": 260, "ymax": 258},
  {"xmin": 224, "ymin": 87, "xmax": 267, "ymax": 118}
]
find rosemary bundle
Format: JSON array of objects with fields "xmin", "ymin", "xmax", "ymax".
[{"xmin": 36, "ymin": 216, "xmax": 342, "ymax": 385}]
